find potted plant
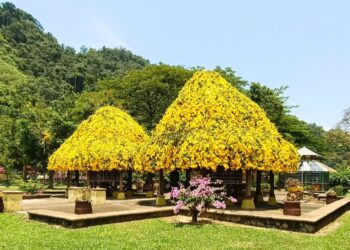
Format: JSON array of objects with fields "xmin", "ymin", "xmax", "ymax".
[
  {"xmin": 169, "ymin": 176, "xmax": 237, "ymax": 223},
  {"xmin": 74, "ymin": 187, "xmax": 92, "ymax": 214},
  {"xmin": 326, "ymin": 188, "xmax": 341, "ymax": 205},
  {"xmin": 283, "ymin": 192, "xmax": 301, "ymax": 216},
  {"xmin": 285, "ymin": 178, "xmax": 300, "ymax": 193}
]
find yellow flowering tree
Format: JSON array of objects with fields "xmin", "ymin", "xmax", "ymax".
[
  {"xmin": 135, "ymin": 71, "xmax": 299, "ymax": 173},
  {"xmin": 135, "ymin": 71, "xmax": 299, "ymax": 207},
  {"xmin": 48, "ymin": 106, "xmax": 149, "ymax": 172}
]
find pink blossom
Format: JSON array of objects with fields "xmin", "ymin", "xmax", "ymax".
[
  {"xmin": 228, "ymin": 196, "xmax": 237, "ymax": 203},
  {"xmin": 174, "ymin": 201, "xmax": 185, "ymax": 214},
  {"xmin": 170, "ymin": 187, "xmax": 180, "ymax": 199},
  {"xmin": 212, "ymin": 200, "xmax": 226, "ymax": 209}
]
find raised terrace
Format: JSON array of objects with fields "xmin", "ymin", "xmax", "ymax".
[{"xmin": 24, "ymin": 192, "xmax": 350, "ymax": 233}]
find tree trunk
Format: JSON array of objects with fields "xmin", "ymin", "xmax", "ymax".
[
  {"xmin": 269, "ymin": 171, "xmax": 275, "ymax": 196},
  {"xmin": 66, "ymin": 171, "xmax": 71, "ymax": 188},
  {"xmin": 254, "ymin": 170, "xmax": 262, "ymax": 203},
  {"xmin": 48, "ymin": 170, "xmax": 54, "ymax": 189},
  {"xmin": 169, "ymin": 170, "xmax": 179, "ymax": 188},
  {"xmin": 86, "ymin": 171, "xmax": 91, "ymax": 187},
  {"xmin": 126, "ymin": 169, "xmax": 132, "ymax": 191},
  {"xmin": 23, "ymin": 166, "xmax": 27, "ymax": 182},
  {"xmin": 245, "ymin": 170, "xmax": 252, "ymax": 197},
  {"xmin": 192, "ymin": 209, "xmax": 198, "ymax": 223},
  {"xmin": 159, "ymin": 169, "xmax": 165, "ymax": 195},
  {"xmin": 74, "ymin": 170, "xmax": 79, "ymax": 187},
  {"xmin": 119, "ymin": 171, "xmax": 123, "ymax": 192}
]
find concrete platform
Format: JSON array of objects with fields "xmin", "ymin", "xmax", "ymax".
[
  {"xmin": 24, "ymin": 196, "xmax": 350, "ymax": 233},
  {"xmin": 203, "ymin": 198, "xmax": 350, "ymax": 233}
]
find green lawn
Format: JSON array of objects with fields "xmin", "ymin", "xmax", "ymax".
[
  {"xmin": 1, "ymin": 213, "xmax": 350, "ymax": 250},
  {"xmin": 0, "ymin": 184, "xmax": 67, "ymax": 192}
]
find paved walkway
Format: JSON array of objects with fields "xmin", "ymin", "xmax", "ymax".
[{"xmin": 23, "ymin": 190, "xmax": 325, "ymax": 216}]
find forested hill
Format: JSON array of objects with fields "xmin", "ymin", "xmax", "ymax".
[
  {"xmin": 0, "ymin": 2, "xmax": 149, "ymax": 92},
  {"xmin": 1, "ymin": 2, "xmax": 349, "ymax": 173},
  {"xmin": 0, "ymin": 2, "xmax": 150, "ymax": 171}
]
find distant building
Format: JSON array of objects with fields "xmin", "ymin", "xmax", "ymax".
[{"xmin": 282, "ymin": 147, "xmax": 336, "ymax": 191}]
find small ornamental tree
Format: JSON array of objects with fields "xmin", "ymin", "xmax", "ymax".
[{"xmin": 169, "ymin": 176, "xmax": 237, "ymax": 222}]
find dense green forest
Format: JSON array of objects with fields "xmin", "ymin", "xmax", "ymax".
[{"xmin": 0, "ymin": 2, "xmax": 349, "ymax": 175}]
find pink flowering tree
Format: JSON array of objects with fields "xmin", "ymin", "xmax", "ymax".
[{"xmin": 169, "ymin": 175, "xmax": 237, "ymax": 222}]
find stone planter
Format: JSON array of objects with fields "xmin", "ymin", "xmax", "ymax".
[
  {"xmin": 90, "ymin": 188, "xmax": 106, "ymax": 205},
  {"xmin": 3, "ymin": 191, "xmax": 23, "ymax": 212},
  {"xmin": 74, "ymin": 200, "xmax": 92, "ymax": 215},
  {"xmin": 283, "ymin": 201, "xmax": 301, "ymax": 216},
  {"xmin": 68, "ymin": 187, "xmax": 90, "ymax": 203},
  {"xmin": 326, "ymin": 195, "xmax": 340, "ymax": 205}
]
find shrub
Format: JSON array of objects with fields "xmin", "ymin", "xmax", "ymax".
[
  {"xmin": 18, "ymin": 179, "xmax": 44, "ymax": 195},
  {"xmin": 329, "ymin": 169, "xmax": 350, "ymax": 188},
  {"xmin": 169, "ymin": 176, "xmax": 237, "ymax": 222}
]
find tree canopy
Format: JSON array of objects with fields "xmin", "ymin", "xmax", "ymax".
[
  {"xmin": 48, "ymin": 106, "xmax": 149, "ymax": 171},
  {"xmin": 135, "ymin": 71, "xmax": 299, "ymax": 173}
]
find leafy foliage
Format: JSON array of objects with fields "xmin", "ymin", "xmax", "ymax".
[
  {"xmin": 18, "ymin": 179, "xmax": 44, "ymax": 194},
  {"xmin": 325, "ymin": 128, "xmax": 350, "ymax": 169}
]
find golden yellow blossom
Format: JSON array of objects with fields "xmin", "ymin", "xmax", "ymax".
[
  {"xmin": 135, "ymin": 71, "xmax": 299, "ymax": 173},
  {"xmin": 48, "ymin": 106, "xmax": 149, "ymax": 171}
]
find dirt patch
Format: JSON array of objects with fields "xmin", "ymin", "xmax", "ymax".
[{"xmin": 314, "ymin": 211, "xmax": 350, "ymax": 236}]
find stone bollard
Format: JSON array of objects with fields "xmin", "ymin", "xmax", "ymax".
[
  {"xmin": 3, "ymin": 191, "xmax": 23, "ymax": 212},
  {"xmin": 90, "ymin": 188, "xmax": 106, "ymax": 205}
]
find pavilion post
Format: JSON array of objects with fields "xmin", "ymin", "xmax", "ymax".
[
  {"xmin": 116, "ymin": 171, "xmax": 125, "ymax": 200},
  {"xmin": 268, "ymin": 170, "xmax": 277, "ymax": 205},
  {"xmin": 242, "ymin": 169, "xmax": 255, "ymax": 209},
  {"xmin": 254, "ymin": 170, "xmax": 264, "ymax": 203},
  {"xmin": 156, "ymin": 169, "xmax": 166, "ymax": 206}
]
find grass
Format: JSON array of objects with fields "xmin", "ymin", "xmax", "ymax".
[{"xmin": 1, "ymin": 213, "xmax": 350, "ymax": 250}]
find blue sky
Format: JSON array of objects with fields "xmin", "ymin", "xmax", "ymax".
[{"xmin": 8, "ymin": 0, "xmax": 350, "ymax": 129}]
